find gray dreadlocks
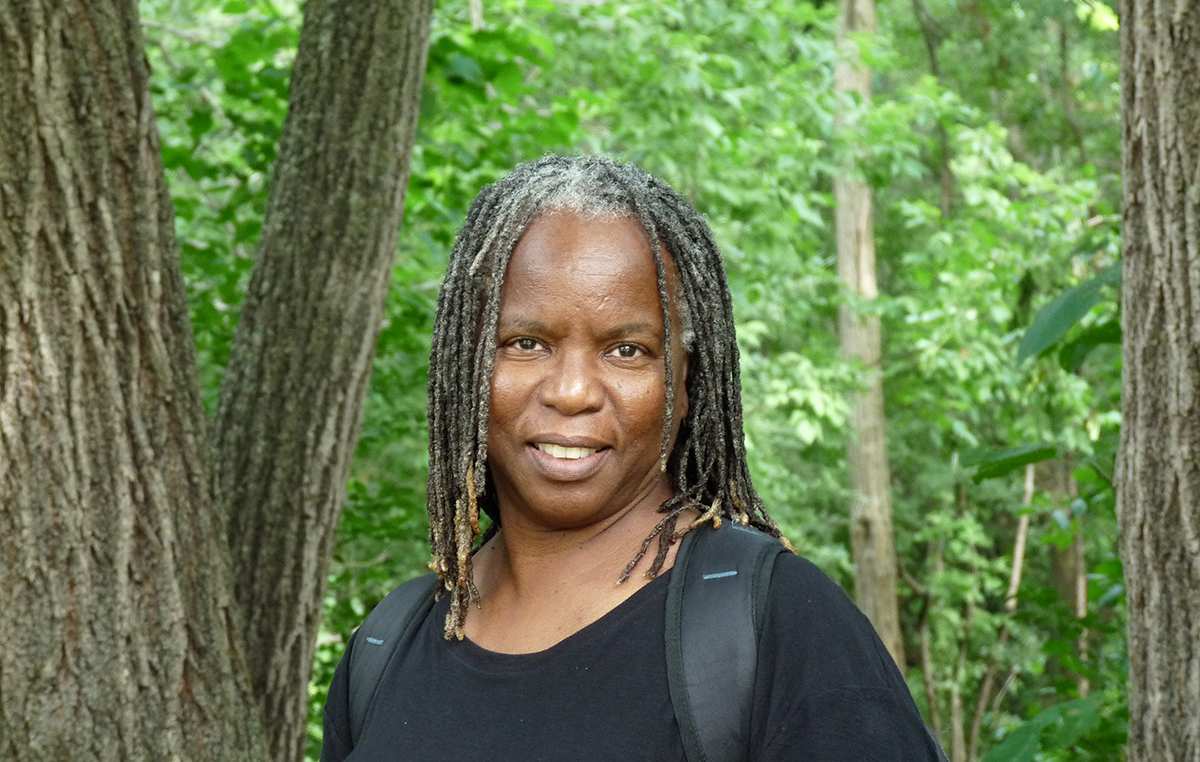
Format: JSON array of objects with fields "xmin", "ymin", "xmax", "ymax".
[{"xmin": 426, "ymin": 155, "xmax": 784, "ymax": 639}]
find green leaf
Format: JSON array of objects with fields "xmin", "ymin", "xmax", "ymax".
[
  {"xmin": 981, "ymin": 719, "xmax": 1046, "ymax": 762},
  {"xmin": 445, "ymin": 53, "xmax": 484, "ymax": 85},
  {"xmin": 1098, "ymin": 583, "xmax": 1125, "ymax": 607},
  {"xmin": 1057, "ymin": 319, "xmax": 1121, "ymax": 371},
  {"xmin": 960, "ymin": 443, "xmax": 1057, "ymax": 482},
  {"xmin": 187, "ymin": 108, "xmax": 214, "ymax": 140},
  {"xmin": 1041, "ymin": 696, "xmax": 1102, "ymax": 748},
  {"xmin": 222, "ymin": 0, "xmax": 250, "ymax": 13},
  {"xmin": 981, "ymin": 698, "xmax": 1100, "ymax": 762},
  {"xmin": 790, "ymin": 193, "xmax": 824, "ymax": 229},
  {"xmin": 1017, "ymin": 267, "xmax": 1120, "ymax": 362}
]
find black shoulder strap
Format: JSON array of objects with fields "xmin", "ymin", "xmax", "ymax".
[
  {"xmin": 666, "ymin": 523, "xmax": 787, "ymax": 762},
  {"xmin": 347, "ymin": 573, "xmax": 438, "ymax": 745}
]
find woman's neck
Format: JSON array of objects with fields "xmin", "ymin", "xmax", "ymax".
[{"xmin": 462, "ymin": 496, "xmax": 693, "ymax": 654}]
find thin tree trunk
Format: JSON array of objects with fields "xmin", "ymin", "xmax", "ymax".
[
  {"xmin": 0, "ymin": 2, "xmax": 262, "ymax": 759},
  {"xmin": 1049, "ymin": 461, "xmax": 1089, "ymax": 696},
  {"xmin": 210, "ymin": 1, "xmax": 433, "ymax": 759},
  {"xmin": 918, "ymin": 601, "xmax": 940, "ymax": 732},
  {"xmin": 968, "ymin": 464, "xmax": 1034, "ymax": 761},
  {"xmin": 949, "ymin": 602, "xmax": 971, "ymax": 762},
  {"xmin": 901, "ymin": 549, "xmax": 941, "ymax": 736},
  {"xmin": 834, "ymin": 0, "xmax": 906, "ymax": 672},
  {"xmin": 1118, "ymin": 0, "xmax": 1200, "ymax": 759}
]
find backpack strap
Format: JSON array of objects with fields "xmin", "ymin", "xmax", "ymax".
[
  {"xmin": 666, "ymin": 522, "xmax": 787, "ymax": 762},
  {"xmin": 347, "ymin": 573, "xmax": 438, "ymax": 745}
]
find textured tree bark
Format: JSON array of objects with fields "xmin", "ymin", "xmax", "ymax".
[
  {"xmin": 0, "ymin": 0, "xmax": 432, "ymax": 759},
  {"xmin": 0, "ymin": 2, "xmax": 262, "ymax": 759},
  {"xmin": 834, "ymin": 0, "xmax": 906, "ymax": 671},
  {"xmin": 1117, "ymin": 1, "xmax": 1200, "ymax": 759},
  {"xmin": 210, "ymin": 1, "xmax": 434, "ymax": 759}
]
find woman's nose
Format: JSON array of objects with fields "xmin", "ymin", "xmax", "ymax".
[{"xmin": 540, "ymin": 350, "xmax": 604, "ymax": 415}]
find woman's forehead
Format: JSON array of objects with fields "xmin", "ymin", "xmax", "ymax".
[
  {"xmin": 496, "ymin": 211, "xmax": 690, "ymax": 343},
  {"xmin": 504, "ymin": 212, "xmax": 685, "ymax": 295},
  {"xmin": 502, "ymin": 213, "xmax": 657, "ymax": 300}
]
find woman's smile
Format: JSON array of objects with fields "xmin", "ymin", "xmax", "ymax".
[{"xmin": 527, "ymin": 442, "xmax": 609, "ymax": 480}]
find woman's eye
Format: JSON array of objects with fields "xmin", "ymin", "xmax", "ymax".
[
  {"xmin": 611, "ymin": 344, "xmax": 643, "ymax": 359},
  {"xmin": 513, "ymin": 338, "xmax": 541, "ymax": 351}
]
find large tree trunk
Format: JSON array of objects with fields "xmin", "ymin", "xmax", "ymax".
[
  {"xmin": 834, "ymin": 0, "xmax": 906, "ymax": 670},
  {"xmin": 1117, "ymin": 1, "xmax": 1200, "ymax": 759},
  {"xmin": 0, "ymin": 0, "xmax": 433, "ymax": 759},
  {"xmin": 0, "ymin": 2, "xmax": 262, "ymax": 759},
  {"xmin": 210, "ymin": 1, "xmax": 433, "ymax": 759}
]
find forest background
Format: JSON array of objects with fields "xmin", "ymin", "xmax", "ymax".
[
  {"xmin": 14, "ymin": 0, "xmax": 1130, "ymax": 760},
  {"xmin": 146, "ymin": 0, "xmax": 1123, "ymax": 759}
]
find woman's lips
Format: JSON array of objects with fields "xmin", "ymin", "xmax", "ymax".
[
  {"xmin": 527, "ymin": 443, "xmax": 609, "ymax": 480},
  {"xmin": 535, "ymin": 442, "xmax": 598, "ymax": 459}
]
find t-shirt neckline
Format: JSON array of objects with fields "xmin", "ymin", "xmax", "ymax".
[{"xmin": 439, "ymin": 568, "xmax": 673, "ymax": 674}]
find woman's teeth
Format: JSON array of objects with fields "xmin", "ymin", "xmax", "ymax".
[{"xmin": 535, "ymin": 443, "xmax": 599, "ymax": 460}]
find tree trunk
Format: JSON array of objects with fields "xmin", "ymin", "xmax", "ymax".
[
  {"xmin": 0, "ymin": 0, "xmax": 433, "ymax": 759},
  {"xmin": 968, "ymin": 463, "xmax": 1035, "ymax": 762},
  {"xmin": 1117, "ymin": 0, "xmax": 1200, "ymax": 759},
  {"xmin": 1047, "ymin": 462, "xmax": 1089, "ymax": 696},
  {"xmin": 834, "ymin": 0, "xmax": 907, "ymax": 670},
  {"xmin": 0, "ymin": 2, "xmax": 262, "ymax": 759},
  {"xmin": 210, "ymin": 1, "xmax": 433, "ymax": 759}
]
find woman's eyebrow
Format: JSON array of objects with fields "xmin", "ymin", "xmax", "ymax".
[
  {"xmin": 497, "ymin": 318, "xmax": 662, "ymax": 340},
  {"xmin": 496, "ymin": 318, "xmax": 552, "ymax": 336},
  {"xmin": 599, "ymin": 321, "xmax": 661, "ymax": 340}
]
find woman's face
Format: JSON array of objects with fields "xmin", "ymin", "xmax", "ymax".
[{"xmin": 486, "ymin": 211, "xmax": 689, "ymax": 533}]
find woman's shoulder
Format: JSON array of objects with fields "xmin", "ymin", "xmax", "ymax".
[
  {"xmin": 766, "ymin": 552, "xmax": 865, "ymax": 616},
  {"xmin": 751, "ymin": 551, "xmax": 941, "ymax": 760},
  {"xmin": 760, "ymin": 551, "xmax": 904, "ymax": 685}
]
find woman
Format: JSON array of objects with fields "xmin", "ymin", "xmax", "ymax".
[{"xmin": 321, "ymin": 156, "xmax": 944, "ymax": 761}]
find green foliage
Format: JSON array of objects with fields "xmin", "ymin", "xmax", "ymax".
[
  {"xmin": 140, "ymin": 0, "xmax": 1127, "ymax": 759},
  {"xmin": 962, "ymin": 444, "xmax": 1058, "ymax": 482},
  {"xmin": 982, "ymin": 696, "xmax": 1102, "ymax": 762},
  {"xmin": 1018, "ymin": 267, "xmax": 1120, "ymax": 362}
]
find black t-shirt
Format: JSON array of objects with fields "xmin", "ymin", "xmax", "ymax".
[{"xmin": 321, "ymin": 553, "xmax": 942, "ymax": 761}]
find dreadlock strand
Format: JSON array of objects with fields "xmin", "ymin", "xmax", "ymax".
[
  {"xmin": 678, "ymin": 495, "xmax": 723, "ymax": 537},
  {"xmin": 466, "ymin": 462, "xmax": 481, "ymax": 537},
  {"xmin": 617, "ymin": 508, "xmax": 680, "ymax": 583},
  {"xmin": 648, "ymin": 511, "xmax": 683, "ymax": 577}
]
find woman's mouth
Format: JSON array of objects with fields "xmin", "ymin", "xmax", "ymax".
[
  {"xmin": 527, "ymin": 442, "xmax": 609, "ymax": 481},
  {"xmin": 534, "ymin": 443, "xmax": 600, "ymax": 460}
]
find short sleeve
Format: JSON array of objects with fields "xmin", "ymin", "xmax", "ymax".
[{"xmin": 750, "ymin": 553, "xmax": 944, "ymax": 761}]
